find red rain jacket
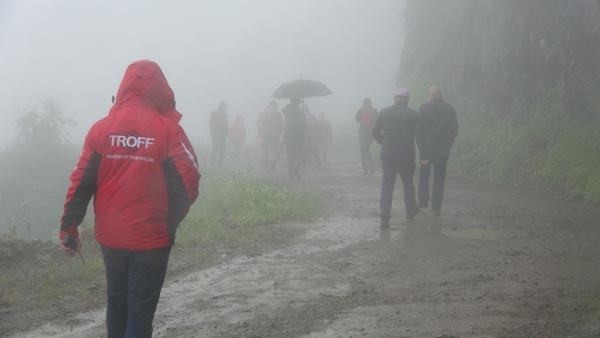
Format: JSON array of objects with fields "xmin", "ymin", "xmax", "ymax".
[{"xmin": 60, "ymin": 60, "xmax": 200, "ymax": 250}]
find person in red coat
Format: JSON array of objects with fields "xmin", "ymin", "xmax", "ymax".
[
  {"xmin": 356, "ymin": 98, "xmax": 378, "ymax": 176},
  {"xmin": 59, "ymin": 60, "xmax": 200, "ymax": 338}
]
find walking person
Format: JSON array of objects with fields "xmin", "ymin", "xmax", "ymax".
[
  {"xmin": 257, "ymin": 101, "xmax": 283, "ymax": 170},
  {"xmin": 282, "ymin": 97, "xmax": 306, "ymax": 179},
  {"xmin": 59, "ymin": 60, "xmax": 201, "ymax": 338},
  {"xmin": 356, "ymin": 98, "xmax": 378, "ymax": 175},
  {"xmin": 373, "ymin": 89, "xmax": 419, "ymax": 227},
  {"xmin": 210, "ymin": 101, "xmax": 229, "ymax": 168},
  {"xmin": 417, "ymin": 86, "xmax": 459, "ymax": 216}
]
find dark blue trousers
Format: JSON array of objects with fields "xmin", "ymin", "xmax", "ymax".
[
  {"xmin": 418, "ymin": 157, "xmax": 448, "ymax": 211},
  {"xmin": 380, "ymin": 159, "xmax": 418, "ymax": 220},
  {"xmin": 211, "ymin": 136, "xmax": 226, "ymax": 168},
  {"xmin": 101, "ymin": 246, "xmax": 171, "ymax": 338}
]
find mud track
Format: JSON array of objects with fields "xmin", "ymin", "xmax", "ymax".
[{"xmin": 17, "ymin": 163, "xmax": 600, "ymax": 337}]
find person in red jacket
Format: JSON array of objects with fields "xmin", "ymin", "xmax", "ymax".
[
  {"xmin": 356, "ymin": 98, "xmax": 378, "ymax": 176},
  {"xmin": 59, "ymin": 60, "xmax": 200, "ymax": 338}
]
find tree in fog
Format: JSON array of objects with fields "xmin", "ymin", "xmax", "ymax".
[
  {"xmin": 0, "ymin": 100, "xmax": 76, "ymax": 238},
  {"xmin": 15, "ymin": 100, "xmax": 73, "ymax": 147}
]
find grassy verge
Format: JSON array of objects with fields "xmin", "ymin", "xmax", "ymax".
[
  {"xmin": 0, "ymin": 175, "xmax": 320, "ymax": 335},
  {"xmin": 448, "ymin": 89, "xmax": 600, "ymax": 203},
  {"xmin": 179, "ymin": 174, "xmax": 320, "ymax": 246}
]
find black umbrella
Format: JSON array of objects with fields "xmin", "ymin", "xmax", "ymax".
[{"xmin": 272, "ymin": 79, "xmax": 332, "ymax": 99}]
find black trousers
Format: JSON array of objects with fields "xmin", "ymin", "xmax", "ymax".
[
  {"xmin": 102, "ymin": 246, "xmax": 171, "ymax": 338},
  {"xmin": 211, "ymin": 136, "xmax": 226, "ymax": 168},
  {"xmin": 380, "ymin": 158, "xmax": 418, "ymax": 220},
  {"xmin": 359, "ymin": 128, "xmax": 373, "ymax": 174},
  {"xmin": 286, "ymin": 138, "xmax": 304, "ymax": 179},
  {"xmin": 418, "ymin": 157, "xmax": 448, "ymax": 211}
]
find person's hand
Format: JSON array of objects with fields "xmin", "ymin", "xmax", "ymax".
[
  {"xmin": 59, "ymin": 226, "xmax": 81, "ymax": 257},
  {"xmin": 421, "ymin": 160, "xmax": 430, "ymax": 166}
]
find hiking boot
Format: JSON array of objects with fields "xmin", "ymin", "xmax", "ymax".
[
  {"xmin": 380, "ymin": 217, "xmax": 390, "ymax": 228},
  {"xmin": 432, "ymin": 209, "xmax": 441, "ymax": 217}
]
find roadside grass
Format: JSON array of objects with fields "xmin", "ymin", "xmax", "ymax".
[
  {"xmin": 179, "ymin": 174, "xmax": 320, "ymax": 244},
  {"xmin": 0, "ymin": 174, "xmax": 320, "ymax": 335},
  {"xmin": 448, "ymin": 89, "xmax": 600, "ymax": 203}
]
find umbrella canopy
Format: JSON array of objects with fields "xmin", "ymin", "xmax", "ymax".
[{"xmin": 272, "ymin": 79, "xmax": 332, "ymax": 99}]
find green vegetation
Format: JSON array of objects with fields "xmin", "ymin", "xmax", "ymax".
[
  {"xmin": 400, "ymin": 1, "xmax": 600, "ymax": 203},
  {"xmin": 179, "ymin": 175, "xmax": 320, "ymax": 247},
  {"xmin": 0, "ymin": 240, "xmax": 105, "ymax": 311},
  {"xmin": 450, "ymin": 86, "xmax": 600, "ymax": 202},
  {"xmin": 0, "ymin": 175, "xmax": 320, "ymax": 334}
]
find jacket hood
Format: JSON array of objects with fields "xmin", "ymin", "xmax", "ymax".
[{"xmin": 111, "ymin": 60, "xmax": 181, "ymax": 121}]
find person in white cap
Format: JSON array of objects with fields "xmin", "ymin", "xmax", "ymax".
[{"xmin": 372, "ymin": 88, "xmax": 420, "ymax": 227}]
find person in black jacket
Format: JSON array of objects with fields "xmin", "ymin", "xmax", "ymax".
[
  {"xmin": 282, "ymin": 97, "xmax": 306, "ymax": 179},
  {"xmin": 372, "ymin": 88, "xmax": 419, "ymax": 227},
  {"xmin": 416, "ymin": 86, "xmax": 459, "ymax": 216}
]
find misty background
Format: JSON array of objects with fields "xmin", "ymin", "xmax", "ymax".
[
  {"xmin": 0, "ymin": 0, "xmax": 405, "ymax": 149},
  {"xmin": 5, "ymin": 2, "xmax": 600, "ymax": 335}
]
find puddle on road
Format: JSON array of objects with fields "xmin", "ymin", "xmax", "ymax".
[
  {"xmin": 303, "ymin": 301, "xmax": 511, "ymax": 338},
  {"xmin": 443, "ymin": 228, "xmax": 502, "ymax": 240},
  {"xmin": 302, "ymin": 216, "xmax": 401, "ymax": 246},
  {"xmin": 18, "ymin": 216, "xmax": 402, "ymax": 338}
]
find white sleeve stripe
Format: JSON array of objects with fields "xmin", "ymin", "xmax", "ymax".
[{"xmin": 180, "ymin": 141, "xmax": 198, "ymax": 170}]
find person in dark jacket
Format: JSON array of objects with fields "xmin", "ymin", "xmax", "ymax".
[
  {"xmin": 59, "ymin": 60, "xmax": 201, "ymax": 338},
  {"xmin": 373, "ymin": 89, "xmax": 419, "ymax": 227},
  {"xmin": 416, "ymin": 86, "xmax": 459, "ymax": 216},
  {"xmin": 356, "ymin": 98, "xmax": 378, "ymax": 175},
  {"xmin": 282, "ymin": 97, "xmax": 306, "ymax": 179},
  {"xmin": 258, "ymin": 101, "xmax": 283, "ymax": 170},
  {"xmin": 209, "ymin": 101, "xmax": 229, "ymax": 168}
]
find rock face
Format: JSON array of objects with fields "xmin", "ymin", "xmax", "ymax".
[{"xmin": 399, "ymin": 0, "xmax": 600, "ymax": 115}]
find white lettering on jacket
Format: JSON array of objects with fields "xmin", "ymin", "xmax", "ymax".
[{"xmin": 108, "ymin": 135, "xmax": 155, "ymax": 149}]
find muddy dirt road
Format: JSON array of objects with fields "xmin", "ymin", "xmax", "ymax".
[{"xmin": 17, "ymin": 163, "xmax": 600, "ymax": 337}]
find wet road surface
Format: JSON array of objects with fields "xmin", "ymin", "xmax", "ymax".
[{"xmin": 18, "ymin": 162, "xmax": 600, "ymax": 337}]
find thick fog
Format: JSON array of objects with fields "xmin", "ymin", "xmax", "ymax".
[{"xmin": 0, "ymin": 0, "xmax": 404, "ymax": 148}]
